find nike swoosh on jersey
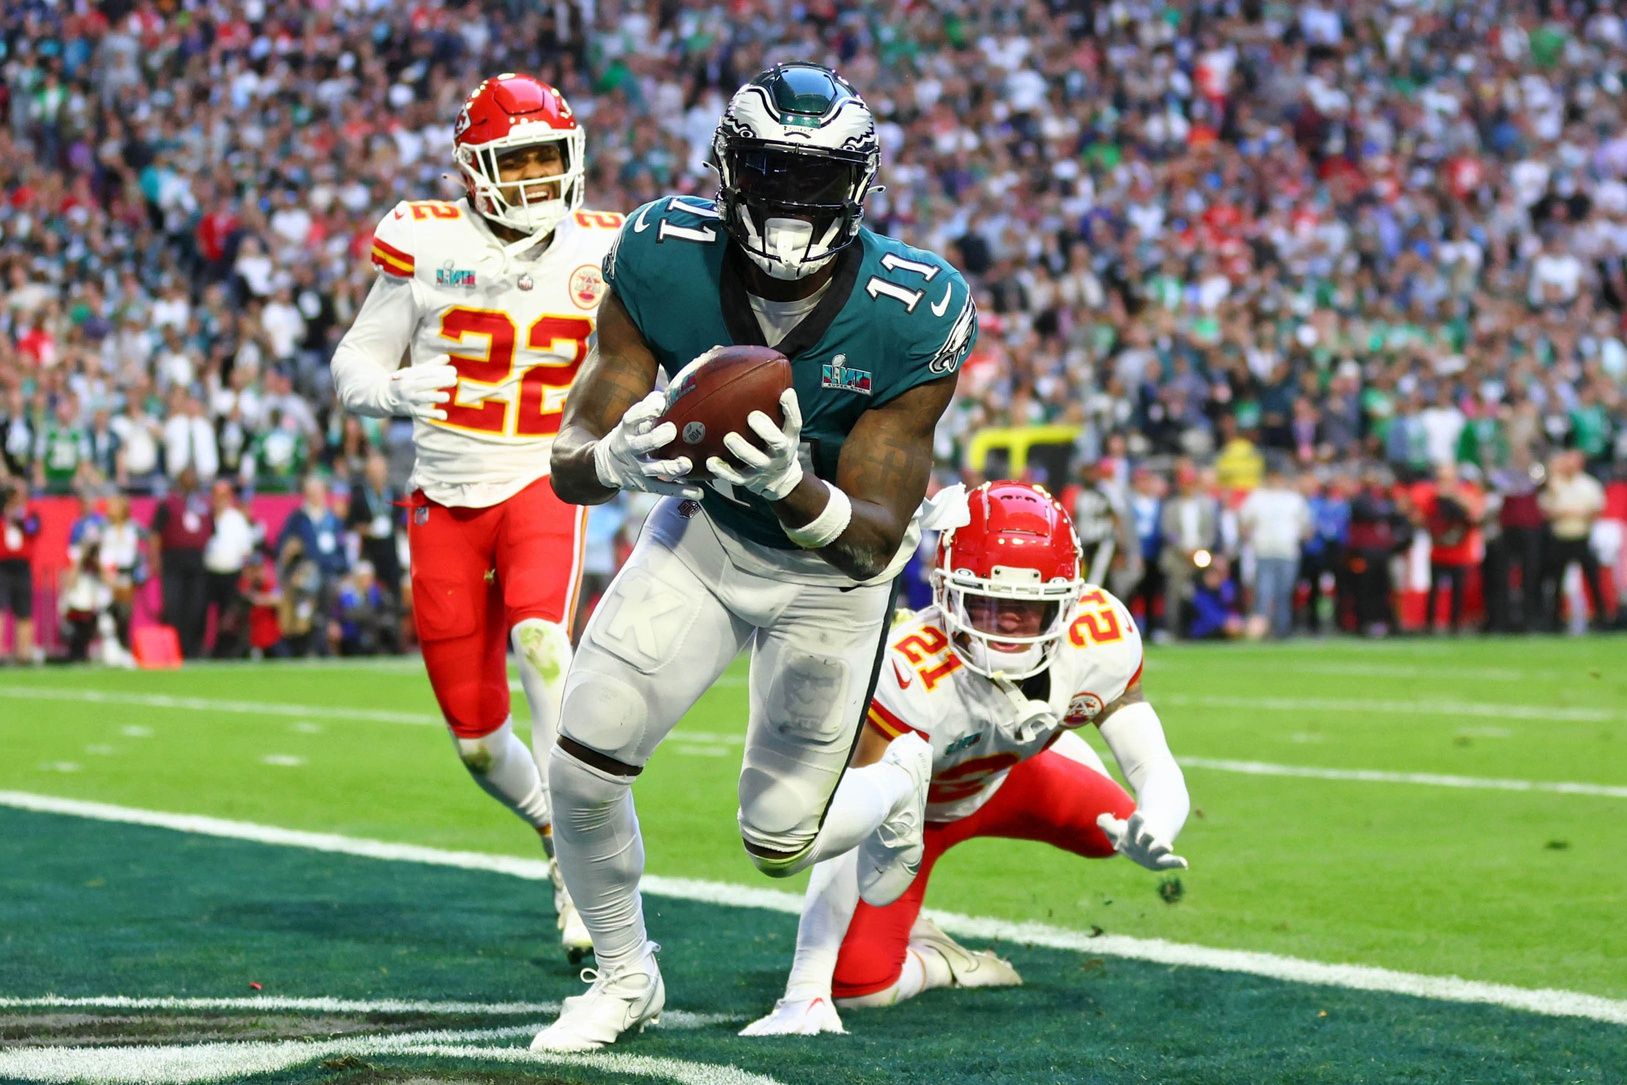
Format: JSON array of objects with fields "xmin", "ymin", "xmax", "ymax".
[
  {"xmin": 891, "ymin": 660, "xmax": 914, "ymax": 688},
  {"xmin": 929, "ymin": 283, "xmax": 953, "ymax": 317},
  {"xmin": 632, "ymin": 205, "xmax": 654, "ymax": 233}
]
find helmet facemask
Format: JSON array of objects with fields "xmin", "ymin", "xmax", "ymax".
[
  {"xmin": 716, "ymin": 138, "xmax": 872, "ymax": 279},
  {"xmin": 456, "ymin": 124, "xmax": 585, "ymax": 241},
  {"xmin": 933, "ymin": 562, "xmax": 1082, "ymax": 681}
]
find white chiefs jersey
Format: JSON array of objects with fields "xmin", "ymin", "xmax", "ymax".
[
  {"xmin": 365, "ymin": 199, "xmax": 624, "ymax": 507},
  {"xmin": 866, "ymin": 588, "xmax": 1144, "ymax": 822}
]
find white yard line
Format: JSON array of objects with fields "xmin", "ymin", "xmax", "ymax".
[
  {"xmin": 1179, "ymin": 758, "xmax": 1627, "ymax": 799},
  {"xmin": 2, "ymin": 790, "xmax": 1623, "ymax": 1029},
  {"xmin": 0, "ymin": 1023, "xmax": 783, "ymax": 1085},
  {"xmin": 1156, "ymin": 692, "xmax": 1615, "ymax": 723},
  {"xmin": 0, "ymin": 994, "xmax": 730, "ymax": 1031},
  {"xmin": 7, "ymin": 685, "xmax": 1621, "ymax": 795}
]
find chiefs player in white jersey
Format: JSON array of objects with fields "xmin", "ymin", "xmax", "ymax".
[
  {"xmin": 742, "ymin": 481, "xmax": 1192, "ymax": 1035},
  {"xmin": 331, "ymin": 73, "xmax": 624, "ymax": 961}
]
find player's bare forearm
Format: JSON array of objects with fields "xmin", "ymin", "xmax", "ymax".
[
  {"xmin": 776, "ymin": 373, "xmax": 957, "ymax": 581},
  {"xmin": 551, "ymin": 291, "xmax": 661, "ymax": 505}
]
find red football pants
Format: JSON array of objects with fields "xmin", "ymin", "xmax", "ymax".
[
  {"xmin": 831, "ymin": 746, "xmax": 1136, "ymax": 999},
  {"xmin": 407, "ymin": 476, "xmax": 587, "ymax": 738}
]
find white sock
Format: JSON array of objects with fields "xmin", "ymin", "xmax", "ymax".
[
  {"xmin": 512, "ymin": 618, "xmax": 571, "ymax": 767},
  {"xmin": 453, "ymin": 718, "xmax": 549, "ymax": 830},
  {"xmin": 836, "ymin": 948, "xmax": 932, "ymax": 1008},
  {"xmin": 791, "ymin": 758, "xmax": 918, "ymax": 873},
  {"xmin": 784, "ymin": 850, "xmax": 861, "ymax": 1000},
  {"xmin": 547, "ymin": 745, "xmax": 648, "ymax": 970}
]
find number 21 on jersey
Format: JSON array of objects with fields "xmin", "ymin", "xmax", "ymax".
[{"xmin": 436, "ymin": 308, "xmax": 593, "ymax": 439}]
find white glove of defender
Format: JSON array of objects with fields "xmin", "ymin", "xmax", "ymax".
[
  {"xmin": 706, "ymin": 388, "xmax": 804, "ymax": 501},
  {"xmin": 738, "ymin": 995, "xmax": 846, "ymax": 1037},
  {"xmin": 1096, "ymin": 811, "xmax": 1189, "ymax": 872},
  {"xmin": 593, "ymin": 390, "xmax": 704, "ymax": 499},
  {"xmin": 383, "ymin": 356, "xmax": 460, "ymax": 422}
]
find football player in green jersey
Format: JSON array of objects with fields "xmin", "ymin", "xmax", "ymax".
[{"xmin": 534, "ymin": 63, "xmax": 977, "ymax": 1051}]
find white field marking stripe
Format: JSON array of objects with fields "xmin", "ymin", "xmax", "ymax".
[
  {"xmin": 0, "ymin": 1025, "xmax": 787, "ymax": 1085},
  {"xmin": 6, "ymin": 684, "xmax": 1614, "ymax": 796},
  {"xmin": 1284, "ymin": 662, "xmax": 1528, "ymax": 682},
  {"xmin": 4, "ymin": 793, "xmax": 1625, "ymax": 1028},
  {"xmin": 0, "ymin": 686, "xmax": 444, "ymax": 726},
  {"xmin": 0, "ymin": 995, "xmax": 732, "ymax": 1029},
  {"xmin": 12, "ymin": 683, "xmax": 1611, "ymax": 731},
  {"xmin": 1181, "ymin": 758, "xmax": 1627, "ymax": 799},
  {"xmin": 1157, "ymin": 692, "xmax": 1616, "ymax": 723}
]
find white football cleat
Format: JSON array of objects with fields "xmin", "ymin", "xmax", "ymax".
[
  {"xmin": 739, "ymin": 994, "xmax": 846, "ymax": 1037},
  {"xmin": 550, "ymin": 860, "xmax": 593, "ymax": 964},
  {"xmin": 858, "ymin": 732, "xmax": 933, "ymax": 906},
  {"xmin": 529, "ymin": 943, "xmax": 664, "ymax": 1053},
  {"xmin": 910, "ymin": 916, "xmax": 1022, "ymax": 988}
]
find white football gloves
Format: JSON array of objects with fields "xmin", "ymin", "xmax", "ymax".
[
  {"xmin": 738, "ymin": 995, "xmax": 846, "ymax": 1037},
  {"xmin": 383, "ymin": 356, "xmax": 460, "ymax": 422},
  {"xmin": 706, "ymin": 388, "xmax": 804, "ymax": 502},
  {"xmin": 593, "ymin": 390, "xmax": 704, "ymax": 499},
  {"xmin": 1096, "ymin": 811, "xmax": 1189, "ymax": 872}
]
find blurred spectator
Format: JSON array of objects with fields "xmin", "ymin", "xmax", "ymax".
[
  {"xmin": 150, "ymin": 466, "xmax": 213, "ymax": 658},
  {"xmin": 1159, "ymin": 460, "xmax": 1218, "ymax": 639},
  {"xmin": 1240, "ymin": 463, "xmax": 1311, "ymax": 640},
  {"xmin": 336, "ymin": 561, "xmax": 400, "ymax": 657},
  {"xmin": 163, "ymin": 392, "xmax": 219, "ymax": 483},
  {"xmin": 1422, "ymin": 463, "xmax": 1484, "ymax": 635},
  {"xmin": 1344, "ymin": 470, "xmax": 1409, "ymax": 637},
  {"xmin": 203, "ymin": 481, "xmax": 256, "ymax": 658},
  {"xmin": 84, "ymin": 409, "xmax": 124, "ymax": 489},
  {"xmin": 57, "ymin": 536, "xmax": 125, "ymax": 666},
  {"xmin": 0, "ymin": 479, "xmax": 39, "ymax": 664},
  {"xmin": 1488, "ymin": 455, "xmax": 1548, "ymax": 633},
  {"xmin": 1187, "ymin": 554, "xmax": 1245, "ymax": 641},
  {"xmin": 345, "ymin": 453, "xmax": 402, "ymax": 596},
  {"xmin": 34, "ymin": 395, "xmax": 86, "ymax": 495},
  {"xmin": 1126, "ymin": 467, "xmax": 1166, "ymax": 641},
  {"xmin": 1071, "ymin": 458, "xmax": 1127, "ymax": 586},
  {"xmin": 277, "ymin": 474, "xmax": 348, "ymax": 652},
  {"xmin": 97, "ymin": 494, "xmax": 145, "ymax": 653},
  {"xmin": 1539, "ymin": 450, "xmax": 1607, "ymax": 631},
  {"xmin": 1298, "ymin": 473, "xmax": 1350, "ymax": 636}
]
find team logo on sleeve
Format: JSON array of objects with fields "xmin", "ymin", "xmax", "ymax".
[
  {"xmin": 820, "ymin": 354, "xmax": 873, "ymax": 395},
  {"xmin": 1063, "ymin": 691, "xmax": 1105, "ymax": 726},
  {"xmin": 570, "ymin": 264, "xmax": 606, "ymax": 308}
]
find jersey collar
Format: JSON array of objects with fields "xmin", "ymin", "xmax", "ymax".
[{"xmin": 718, "ymin": 236, "xmax": 864, "ymax": 361}]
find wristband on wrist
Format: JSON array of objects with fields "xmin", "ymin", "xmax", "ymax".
[{"xmin": 783, "ymin": 482, "xmax": 852, "ymax": 549}]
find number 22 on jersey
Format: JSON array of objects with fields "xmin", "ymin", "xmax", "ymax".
[{"xmin": 436, "ymin": 308, "xmax": 593, "ymax": 439}]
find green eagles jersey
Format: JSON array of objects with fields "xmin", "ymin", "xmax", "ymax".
[
  {"xmin": 40, "ymin": 423, "xmax": 86, "ymax": 492},
  {"xmin": 604, "ymin": 195, "xmax": 977, "ymax": 549}
]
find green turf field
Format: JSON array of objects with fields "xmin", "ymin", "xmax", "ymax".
[{"xmin": 2, "ymin": 635, "xmax": 1624, "ymax": 1083}]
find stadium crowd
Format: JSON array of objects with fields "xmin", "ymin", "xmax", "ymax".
[{"xmin": 0, "ymin": 0, "xmax": 1623, "ymax": 662}]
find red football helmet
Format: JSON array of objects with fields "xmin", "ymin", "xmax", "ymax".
[
  {"xmin": 453, "ymin": 73, "xmax": 585, "ymax": 239},
  {"xmin": 931, "ymin": 481, "xmax": 1085, "ymax": 679}
]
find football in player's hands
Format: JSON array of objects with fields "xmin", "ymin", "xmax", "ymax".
[{"xmin": 655, "ymin": 344, "xmax": 790, "ymax": 480}]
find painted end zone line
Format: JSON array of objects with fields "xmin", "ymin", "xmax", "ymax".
[{"xmin": 3, "ymin": 791, "xmax": 1624, "ymax": 1029}]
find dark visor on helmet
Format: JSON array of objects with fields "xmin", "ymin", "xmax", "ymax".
[{"xmin": 727, "ymin": 142, "xmax": 865, "ymax": 209}]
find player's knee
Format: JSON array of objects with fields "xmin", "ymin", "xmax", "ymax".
[
  {"xmin": 512, "ymin": 618, "xmax": 572, "ymax": 684},
  {"xmin": 453, "ymin": 721, "xmax": 509, "ymax": 775},
  {"xmin": 559, "ymin": 662, "xmax": 654, "ymax": 765},
  {"xmin": 738, "ymin": 767, "xmax": 822, "ymax": 876}
]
